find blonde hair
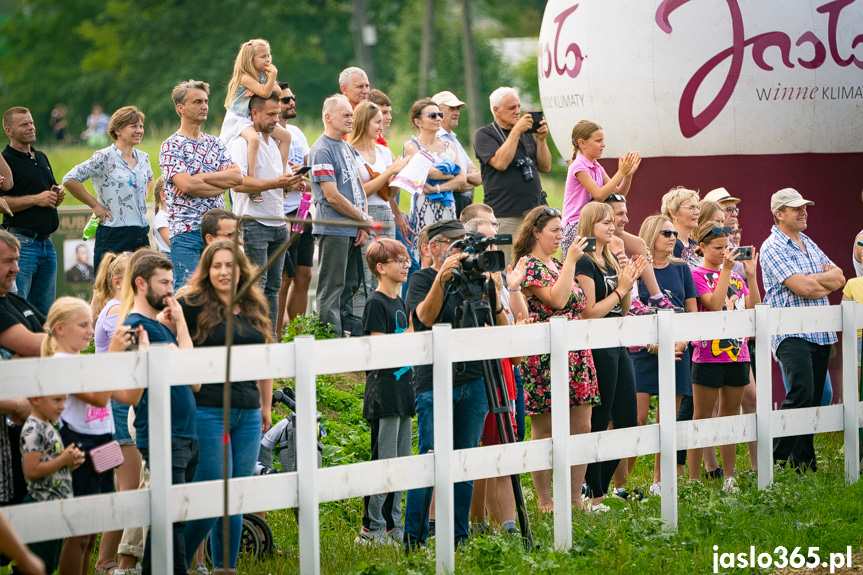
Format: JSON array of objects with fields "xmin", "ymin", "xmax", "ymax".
[
  {"xmin": 153, "ymin": 177, "xmax": 165, "ymax": 213},
  {"xmin": 225, "ymin": 39, "xmax": 271, "ymax": 110},
  {"xmin": 639, "ymin": 214, "xmax": 683, "ymax": 264},
  {"xmin": 91, "ymin": 251, "xmax": 132, "ymax": 320},
  {"xmin": 569, "ymin": 120, "xmax": 602, "ymax": 163},
  {"xmin": 693, "ymin": 220, "xmax": 730, "ymax": 257},
  {"xmin": 660, "ymin": 186, "xmax": 700, "ymax": 220},
  {"xmin": 577, "ymin": 202, "xmax": 620, "ymax": 274},
  {"xmin": 697, "ymin": 200, "xmax": 723, "ymax": 227},
  {"xmin": 347, "ymin": 101, "xmax": 381, "ymax": 148},
  {"xmin": 42, "ymin": 297, "xmax": 91, "ymax": 357}
]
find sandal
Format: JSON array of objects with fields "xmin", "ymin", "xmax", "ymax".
[{"xmin": 95, "ymin": 562, "xmax": 119, "ymax": 575}]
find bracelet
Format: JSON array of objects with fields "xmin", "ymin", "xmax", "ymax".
[
  {"xmin": 613, "ymin": 289, "xmax": 622, "ymax": 301},
  {"xmin": 510, "ymin": 286, "xmax": 522, "ymax": 293},
  {"xmin": 495, "ymin": 306, "xmax": 505, "ymax": 315},
  {"xmin": 436, "ymin": 184, "xmax": 441, "ymax": 193}
]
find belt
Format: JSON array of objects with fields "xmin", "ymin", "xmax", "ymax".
[{"xmin": 3, "ymin": 226, "xmax": 50, "ymax": 242}]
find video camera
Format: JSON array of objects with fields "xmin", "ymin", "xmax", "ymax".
[{"xmin": 448, "ymin": 232, "xmax": 512, "ymax": 275}]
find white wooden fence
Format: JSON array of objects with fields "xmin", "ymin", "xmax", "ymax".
[{"xmin": 2, "ymin": 302, "xmax": 863, "ymax": 575}]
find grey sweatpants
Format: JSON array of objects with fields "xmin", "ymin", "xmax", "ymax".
[
  {"xmin": 315, "ymin": 234, "xmax": 362, "ymax": 336},
  {"xmin": 362, "ymin": 415, "xmax": 413, "ymax": 532}
]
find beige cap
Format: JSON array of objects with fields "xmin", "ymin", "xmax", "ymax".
[
  {"xmin": 703, "ymin": 187, "xmax": 741, "ymax": 204},
  {"xmin": 770, "ymin": 188, "xmax": 814, "ymax": 212},
  {"xmin": 431, "ymin": 91, "xmax": 466, "ymax": 108}
]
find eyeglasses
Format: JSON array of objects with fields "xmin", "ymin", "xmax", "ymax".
[
  {"xmin": 679, "ymin": 204, "xmax": 699, "ymax": 211},
  {"xmin": 426, "ymin": 112, "xmax": 445, "ymax": 120},
  {"xmin": 490, "ymin": 221, "xmax": 501, "ymax": 231},
  {"xmin": 386, "ymin": 258, "xmax": 411, "ymax": 267},
  {"xmin": 280, "ymin": 96, "xmax": 296, "ymax": 103},
  {"xmin": 659, "ymin": 230, "xmax": 679, "ymax": 238},
  {"xmin": 724, "ymin": 206, "xmax": 740, "ymax": 214},
  {"xmin": 606, "ymin": 193, "xmax": 626, "ymax": 203},
  {"xmin": 543, "ymin": 207, "xmax": 562, "ymax": 217}
]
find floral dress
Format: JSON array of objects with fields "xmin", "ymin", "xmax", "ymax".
[{"xmin": 519, "ymin": 255, "xmax": 599, "ymax": 415}]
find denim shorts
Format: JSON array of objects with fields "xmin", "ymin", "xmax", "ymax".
[{"xmin": 112, "ymin": 399, "xmax": 134, "ymax": 446}]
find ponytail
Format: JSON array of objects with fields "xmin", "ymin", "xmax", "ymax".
[
  {"xmin": 42, "ymin": 297, "xmax": 92, "ymax": 357},
  {"xmin": 91, "ymin": 251, "xmax": 132, "ymax": 320}
]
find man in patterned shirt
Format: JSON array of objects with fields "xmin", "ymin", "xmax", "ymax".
[
  {"xmin": 159, "ymin": 80, "xmax": 243, "ymax": 289},
  {"xmin": 761, "ymin": 187, "xmax": 846, "ymax": 471}
]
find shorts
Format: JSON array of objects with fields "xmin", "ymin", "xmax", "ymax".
[
  {"xmin": 283, "ymin": 209, "xmax": 314, "ymax": 278},
  {"xmin": 59, "ymin": 428, "xmax": 116, "ymax": 496},
  {"xmin": 691, "ymin": 361, "xmax": 751, "ymax": 389},
  {"xmin": 479, "ymin": 403, "xmax": 517, "ymax": 446},
  {"xmin": 111, "ymin": 399, "xmax": 134, "ymax": 446}
]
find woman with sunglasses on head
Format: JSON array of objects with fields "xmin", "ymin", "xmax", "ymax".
[
  {"xmin": 512, "ymin": 206, "xmax": 598, "ymax": 512},
  {"xmin": 631, "ymin": 214, "xmax": 698, "ymax": 496},
  {"xmin": 687, "ymin": 222, "xmax": 760, "ymax": 493},
  {"xmin": 404, "ymin": 99, "xmax": 466, "ymax": 240},
  {"xmin": 574, "ymin": 202, "xmax": 646, "ymax": 507},
  {"xmin": 661, "ymin": 186, "xmax": 702, "ymax": 272}
]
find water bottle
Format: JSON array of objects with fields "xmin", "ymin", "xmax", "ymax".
[
  {"xmin": 82, "ymin": 214, "xmax": 99, "ymax": 241},
  {"xmin": 292, "ymin": 192, "xmax": 312, "ymax": 233}
]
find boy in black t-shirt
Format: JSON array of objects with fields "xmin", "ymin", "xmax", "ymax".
[{"xmin": 357, "ymin": 238, "xmax": 414, "ymax": 547}]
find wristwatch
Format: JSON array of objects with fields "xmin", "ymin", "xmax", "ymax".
[{"xmin": 360, "ymin": 213, "xmax": 369, "ymax": 222}]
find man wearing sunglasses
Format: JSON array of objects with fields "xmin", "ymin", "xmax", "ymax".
[
  {"xmin": 432, "ymin": 91, "xmax": 483, "ymax": 218},
  {"xmin": 474, "ymin": 87, "xmax": 551, "ymax": 265}
]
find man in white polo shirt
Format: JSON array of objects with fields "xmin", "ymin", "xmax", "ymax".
[
  {"xmin": 229, "ymin": 92, "xmax": 303, "ymax": 336},
  {"xmin": 431, "ymin": 91, "xmax": 482, "ymax": 218}
]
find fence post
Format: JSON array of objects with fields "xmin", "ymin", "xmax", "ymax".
[
  {"xmin": 755, "ymin": 304, "xmax": 774, "ymax": 490},
  {"xmin": 432, "ymin": 324, "xmax": 454, "ymax": 574},
  {"xmin": 656, "ymin": 310, "xmax": 677, "ymax": 531},
  {"xmin": 295, "ymin": 336, "xmax": 320, "ymax": 575},
  {"xmin": 146, "ymin": 344, "xmax": 173, "ymax": 575},
  {"xmin": 549, "ymin": 317, "xmax": 571, "ymax": 550},
  {"xmin": 842, "ymin": 300, "xmax": 860, "ymax": 484}
]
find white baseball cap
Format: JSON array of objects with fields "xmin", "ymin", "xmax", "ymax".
[{"xmin": 431, "ymin": 91, "xmax": 466, "ymax": 108}]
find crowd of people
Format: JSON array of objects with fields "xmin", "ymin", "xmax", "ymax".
[{"xmin": 0, "ymin": 36, "xmax": 861, "ymax": 575}]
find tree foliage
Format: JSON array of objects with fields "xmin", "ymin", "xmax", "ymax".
[{"xmin": 0, "ymin": 0, "xmax": 522, "ymax": 142}]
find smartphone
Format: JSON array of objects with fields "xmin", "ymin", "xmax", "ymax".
[
  {"xmin": 527, "ymin": 111, "xmax": 544, "ymax": 133},
  {"xmin": 295, "ymin": 166, "xmax": 311, "ymax": 176},
  {"xmin": 734, "ymin": 246, "xmax": 753, "ymax": 261},
  {"xmin": 583, "ymin": 237, "xmax": 597, "ymax": 253},
  {"xmin": 127, "ymin": 329, "xmax": 139, "ymax": 351}
]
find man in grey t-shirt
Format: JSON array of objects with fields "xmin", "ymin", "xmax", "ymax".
[{"xmin": 309, "ymin": 94, "xmax": 372, "ymax": 335}]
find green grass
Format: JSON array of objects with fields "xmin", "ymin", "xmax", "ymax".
[{"xmin": 237, "ymin": 372, "xmax": 863, "ymax": 574}]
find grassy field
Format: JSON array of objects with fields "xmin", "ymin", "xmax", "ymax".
[
  {"xmin": 43, "ymin": 129, "xmax": 569, "ymax": 216},
  {"xmin": 229, "ymin": 371, "xmax": 863, "ymax": 575}
]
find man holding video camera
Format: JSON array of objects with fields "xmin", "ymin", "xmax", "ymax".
[
  {"xmin": 403, "ymin": 219, "xmax": 509, "ymax": 550},
  {"xmin": 474, "ymin": 87, "xmax": 551, "ymax": 265}
]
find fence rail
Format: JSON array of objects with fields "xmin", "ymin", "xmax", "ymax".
[{"xmin": 2, "ymin": 302, "xmax": 863, "ymax": 574}]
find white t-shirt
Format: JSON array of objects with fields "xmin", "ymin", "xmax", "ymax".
[
  {"xmin": 354, "ymin": 144, "xmax": 393, "ymax": 207},
  {"xmin": 229, "ymin": 132, "xmax": 286, "ymax": 227},
  {"xmin": 55, "ymin": 352, "xmax": 115, "ymax": 435},
  {"xmin": 153, "ymin": 210, "xmax": 170, "ymax": 253},
  {"xmin": 283, "ymin": 125, "xmax": 311, "ymax": 213}
]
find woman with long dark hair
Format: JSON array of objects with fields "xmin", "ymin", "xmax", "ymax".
[{"xmin": 179, "ymin": 240, "xmax": 273, "ymax": 571}]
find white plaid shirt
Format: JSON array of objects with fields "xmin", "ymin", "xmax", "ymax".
[{"xmin": 761, "ymin": 225, "xmax": 837, "ymax": 352}]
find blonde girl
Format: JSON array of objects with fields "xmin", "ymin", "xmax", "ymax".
[
  {"xmin": 153, "ymin": 177, "xmax": 170, "ymax": 254},
  {"xmin": 220, "ymin": 39, "xmax": 291, "ymax": 190}
]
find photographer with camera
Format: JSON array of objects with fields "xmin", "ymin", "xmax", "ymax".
[
  {"xmin": 474, "ymin": 88, "xmax": 551, "ymax": 265},
  {"xmin": 402, "ymin": 219, "xmax": 509, "ymax": 550}
]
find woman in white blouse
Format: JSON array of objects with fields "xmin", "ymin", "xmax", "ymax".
[{"xmin": 63, "ymin": 106, "xmax": 154, "ymax": 270}]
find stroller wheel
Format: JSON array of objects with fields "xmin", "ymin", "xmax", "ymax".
[
  {"xmin": 243, "ymin": 513, "xmax": 275, "ymax": 555},
  {"xmin": 203, "ymin": 517, "xmax": 264, "ymax": 561}
]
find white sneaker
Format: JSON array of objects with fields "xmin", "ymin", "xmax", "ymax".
[
  {"xmin": 585, "ymin": 501, "xmax": 611, "ymax": 514},
  {"xmin": 355, "ymin": 527, "xmax": 390, "ymax": 546},
  {"xmin": 722, "ymin": 476, "xmax": 740, "ymax": 494},
  {"xmin": 649, "ymin": 482, "xmax": 661, "ymax": 496}
]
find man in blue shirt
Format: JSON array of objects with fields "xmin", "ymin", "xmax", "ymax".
[
  {"xmin": 115, "ymin": 250, "xmax": 197, "ymax": 575},
  {"xmin": 432, "ymin": 91, "xmax": 482, "ymax": 218},
  {"xmin": 761, "ymin": 188, "xmax": 845, "ymax": 471}
]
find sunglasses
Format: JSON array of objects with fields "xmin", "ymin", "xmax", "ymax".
[
  {"xmin": 426, "ymin": 112, "xmax": 445, "ymax": 120},
  {"xmin": 543, "ymin": 207, "xmax": 562, "ymax": 217},
  {"xmin": 710, "ymin": 226, "xmax": 732, "ymax": 235},
  {"xmin": 606, "ymin": 193, "xmax": 626, "ymax": 203},
  {"xmin": 280, "ymin": 96, "xmax": 296, "ymax": 103},
  {"xmin": 659, "ymin": 230, "xmax": 679, "ymax": 238},
  {"xmin": 368, "ymin": 102, "xmax": 378, "ymax": 109}
]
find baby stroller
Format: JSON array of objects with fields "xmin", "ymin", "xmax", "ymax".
[{"xmin": 205, "ymin": 387, "xmax": 325, "ymax": 561}]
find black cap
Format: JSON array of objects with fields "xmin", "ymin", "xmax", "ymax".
[{"xmin": 426, "ymin": 219, "xmax": 467, "ymax": 240}]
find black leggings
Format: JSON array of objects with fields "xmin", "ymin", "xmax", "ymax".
[{"xmin": 585, "ymin": 347, "xmax": 638, "ymax": 498}]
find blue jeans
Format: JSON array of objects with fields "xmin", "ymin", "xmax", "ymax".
[
  {"xmin": 12, "ymin": 233, "xmax": 56, "ymax": 317},
  {"xmin": 94, "ymin": 224, "xmax": 150, "ymax": 271},
  {"xmin": 404, "ymin": 378, "xmax": 488, "ymax": 548},
  {"xmin": 241, "ymin": 221, "xmax": 287, "ymax": 336},
  {"xmin": 183, "ymin": 407, "xmax": 262, "ymax": 569},
  {"xmin": 169, "ymin": 231, "xmax": 203, "ymax": 290}
]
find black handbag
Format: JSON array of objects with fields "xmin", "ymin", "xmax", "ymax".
[{"xmin": 340, "ymin": 252, "xmax": 368, "ymax": 337}]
